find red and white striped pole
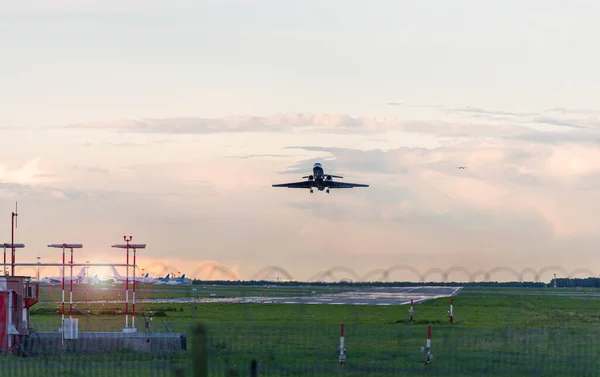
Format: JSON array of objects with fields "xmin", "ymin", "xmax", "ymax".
[
  {"xmin": 409, "ymin": 299, "xmax": 414, "ymax": 321},
  {"xmin": 132, "ymin": 247, "xmax": 136, "ymax": 329},
  {"xmin": 338, "ymin": 324, "xmax": 347, "ymax": 367},
  {"xmin": 69, "ymin": 247, "xmax": 73, "ymax": 319},
  {"xmin": 125, "ymin": 239, "xmax": 130, "ymax": 329},
  {"xmin": 449, "ymin": 298, "xmax": 454, "ymax": 323},
  {"xmin": 420, "ymin": 325, "xmax": 432, "ymax": 365},
  {"xmin": 61, "ymin": 245, "xmax": 65, "ymax": 345}
]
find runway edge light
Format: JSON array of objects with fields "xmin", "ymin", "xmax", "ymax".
[
  {"xmin": 420, "ymin": 325, "xmax": 432, "ymax": 365},
  {"xmin": 336, "ymin": 323, "xmax": 347, "ymax": 368}
]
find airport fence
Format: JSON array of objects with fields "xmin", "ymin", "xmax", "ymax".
[{"xmin": 5, "ymin": 264, "xmax": 600, "ymax": 376}]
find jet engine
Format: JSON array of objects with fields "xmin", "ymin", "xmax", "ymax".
[
  {"xmin": 308, "ymin": 175, "xmax": 314, "ymax": 181},
  {"xmin": 326, "ymin": 175, "xmax": 333, "ymax": 180}
]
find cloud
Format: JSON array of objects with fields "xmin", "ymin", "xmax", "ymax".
[
  {"xmin": 387, "ymin": 103, "xmax": 600, "ymax": 130},
  {"xmin": 533, "ymin": 117, "xmax": 589, "ymax": 129},
  {"xmin": 452, "ymin": 107, "xmax": 537, "ymax": 117},
  {"xmin": 545, "ymin": 107, "xmax": 600, "ymax": 115},
  {"xmin": 0, "ymin": 159, "xmax": 58, "ymax": 186},
  {"xmin": 64, "ymin": 114, "xmax": 392, "ymax": 134},
  {"xmin": 61, "ymin": 109, "xmax": 600, "ymax": 146},
  {"xmin": 506, "ymin": 130, "xmax": 600, "ymax": 144},
  {"xmin": 68, "ymin": 139, "xmax": 176, "ymax": 148},
  {"xmin": 63, "ymin": 112, "xmax": 535, "ymax": 138},
  {"xmin": 386, "ymin": 102, "xmax": 443, "ymax": 110},
  {"xmin": 71, "ymin": 166, "xmax": 110, "ymax": 174},
  {"xmin": 225, "ymin": 154, "xmax": 289, "ymax": 159},
  {"xmin": 277, "ymin": 139, "xmax": 600, "ymax": 238}
]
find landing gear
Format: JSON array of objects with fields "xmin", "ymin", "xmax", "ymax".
[
  {"xmin": 309, "ymin": 189, "xmax": 313, "ymax": 193},
  {"xmin": 326, "ymin": 189, "xmax": 330, "ymax": 194}
]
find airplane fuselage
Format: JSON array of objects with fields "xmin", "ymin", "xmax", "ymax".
[{"xmin": 309, "ymin": 163, "xmax": 330, "ymax": 191}]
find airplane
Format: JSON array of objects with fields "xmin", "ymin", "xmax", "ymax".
[
  {"xmin": 152, "ymin": 273, "xmax": 186, "ymax": 285},
  {"xmin": 152, "ymin": 274, "xmax": 171, "ymax": 285},
  {"xmin": 272, "ymin": 162, "xmax": 369, "ymax": 194},
  {"xmin": 149, "ymin": 275, "xmax": 171, "ymax": 284},
  {"xmin": 41, "ymin": 267, "xmax": 87, "ymax": 284},
  {"xmin": 166, "ymin": 274, "xmax": 187, "ymax": 285},
  {"xmin": 111, "ymin": 266, "xmax": 164, "ymax": 284},
  {"xmin": 457, "ymin": 166, "xmax": 467, "ymax": 169}
]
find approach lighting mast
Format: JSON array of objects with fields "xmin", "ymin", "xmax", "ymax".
[
  {"xmin": 47, "ymin": 243, "xmax": 83, "ymax": 345},
  {"xmin": 112, "ymin": 234, "xmax": 146, "ymax": 332}
]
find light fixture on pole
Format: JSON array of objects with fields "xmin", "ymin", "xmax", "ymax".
[
  {"xmin": 36, "ymin": 256, "xmax": 41, "ymax": 281},
  {"xmin": 47, "ymin": 243, "xmax": 83, "ymax": 345},
  {"xmin": 2, "ymin": 243, "xmax": 24, "ymax": 276},
  {"xmin": 112, "ymin": 233, "xmax": 146, "ymax": 333}
]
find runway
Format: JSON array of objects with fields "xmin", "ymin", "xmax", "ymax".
[
  {"xmin": 56, "ymin": 286, "xmax": 462, "ymax": 306},
  {"xmin": 268, "ymin": 286, "xmax": 462, "ymax": 306}
]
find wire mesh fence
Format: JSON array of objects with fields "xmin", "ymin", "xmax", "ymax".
[
  {"xmin": 6, "ymin": 323, "xmax": 600, "ymax": 376},
  {"xmin": 3, "ymin": 265, "xmax": 600, "ymax": 376}
]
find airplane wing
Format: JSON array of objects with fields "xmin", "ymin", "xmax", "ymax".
[
  {"xmin": 272, "ymin": 181, "xmax": 314, "ymax": 189},
  {"xmin": 326, "ymin": 181, "xmax": 369, "ymax": 189}
]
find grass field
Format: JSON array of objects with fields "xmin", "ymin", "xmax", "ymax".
[{"xmin": 5, "ymin": 284, "xmax": 600, "ymax": 376}]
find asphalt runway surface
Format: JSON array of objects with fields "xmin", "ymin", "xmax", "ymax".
[
  {"xmin": 268, "ymin": 286, "xmax": 462, "ymax": 306},
  {"xmin": 54, "ymin": 286, "xmax": 462, "ymax": 306}
]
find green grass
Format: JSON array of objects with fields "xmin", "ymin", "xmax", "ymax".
[{"xmin": 6, "ymin": 285, "xmax": 600, "ymax": 376}]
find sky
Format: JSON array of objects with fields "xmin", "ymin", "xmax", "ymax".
[{"xmin": 1, "ymin": 1, "xmax": 600, "ymax": 282}]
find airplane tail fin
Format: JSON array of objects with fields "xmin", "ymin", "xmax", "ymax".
[
  {"xmin": 77, "ymin": 267, "xmax": 86, "ymax": 277},
  {"xmin": 111, "ymin": 266, "xmax": 122, "ymax": 278}
]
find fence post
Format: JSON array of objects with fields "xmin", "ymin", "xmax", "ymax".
[
  {"xmin": 250, "ymin": 359, "xmax": 257, "ymax": 377},
  {"xmin": 193, "ymin": 323, "xmax": 208, "ymax": 377}
]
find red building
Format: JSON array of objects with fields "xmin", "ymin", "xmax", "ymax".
[{"xmin": 0, "ymin": 276, "xmax": 39, "ymax": 355}]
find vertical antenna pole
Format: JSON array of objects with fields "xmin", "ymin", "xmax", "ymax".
[{"xmin": 11, "ymin": 202, "xmax": 17, "ymax": 276}]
